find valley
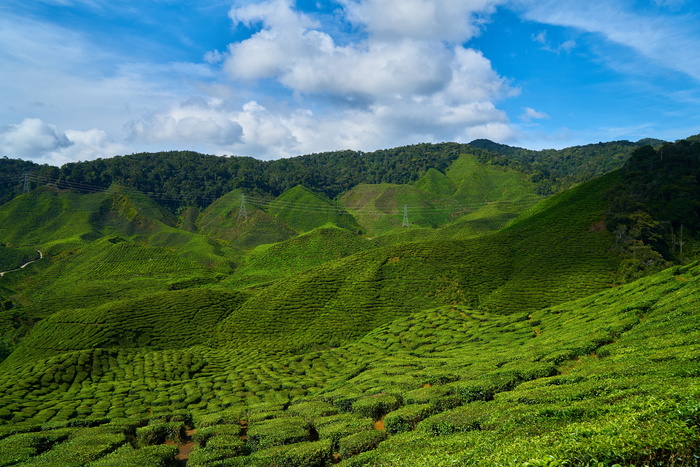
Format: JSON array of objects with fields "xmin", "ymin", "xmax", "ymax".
[{"xmin": 0, "ymin": 137, "xmax": 698, "ymax": 466}]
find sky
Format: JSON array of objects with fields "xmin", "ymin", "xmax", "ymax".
[{"xmin": 1, "ymin": 0, "xmax": 699, "ymax": 166}]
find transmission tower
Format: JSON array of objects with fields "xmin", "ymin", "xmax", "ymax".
[
  {"xmin": 237, "ymin": 193, "xmax": 248, "ymax": 222},
  {"xmin": 402, "ymin": 204, "xmax": 409, "ymax": 227},
  {"xmin": 22, "ymin": 172, "xmax": 30, "ymax": 193}
]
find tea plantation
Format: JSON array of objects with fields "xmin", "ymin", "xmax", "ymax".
[{"xmin": 0, "ymin": 143, "xmax": 698, "ymax": 466}]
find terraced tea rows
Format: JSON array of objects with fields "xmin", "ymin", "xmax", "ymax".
[
  {"xmin": 0, "ymin": 260, "xmax": 696, "ymax": 464},
  {"xmin": 1, "ymin": 143, "xmax": 697, "ymax": 465}
]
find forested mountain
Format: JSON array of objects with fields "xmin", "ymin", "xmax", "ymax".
[
  {"xmin": 1, "ymin": 138, "xmax": 655, "ymax": 213},
  {"xmin": 469, "ymin": 137, "xmax": 665, "ymax": 193},
  {"xmin": 0, "ymin": 136, "xmax": 698, "ymax": 466}
]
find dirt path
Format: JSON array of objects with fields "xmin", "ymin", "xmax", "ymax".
[
  {"xmin": 0, "ymin": 250, "xmax": 42, "ymax": 277},
  {"xmin": 164, "ymin": 428, "xmax": 196, "ymax": 467}
]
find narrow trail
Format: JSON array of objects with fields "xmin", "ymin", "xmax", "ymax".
[{"xmin": 0, "ymin": 250, "xmax": 42, "ymax": 277}]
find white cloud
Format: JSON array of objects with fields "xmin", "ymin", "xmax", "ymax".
[
  {"xmin": 55, "ymin": 128, "xmax": 125, "ymax": 165},
  {"xmin": 531, "ymin": 29, "xmax": 575, "ymax": 54},
  {"xmin": 129, "ymin": 98, "xmax": 244, "ymax": 146},
  {"xmin": 1, "ymin": 0, "xmax": 522, "ymax": 164},
  {"xmin": 532, "ymin": 30, "xmax": 547, "ymax": 44},
  {"xmin": 0, "ymin": 118, "xmax": 124, "ymax": 165},
  {"xmin": 520, "ymin": 107, "xmax": 550, "ymax": 122},
  {"xmin": 0, "ymin": 118, "xmax": 71, "ymax": 159},
  {"xmin": 211, "ymin": 0, "xmax": 518, "ymax": 155},
  {"xmin": 339, "ymin": 0, "xmax": 499, "ymax": 42}
]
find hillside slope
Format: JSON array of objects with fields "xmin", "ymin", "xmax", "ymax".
[
  {"xmin": 0, "ymin": 138, "xmax": 698, "ymax": 466},
  {"xmin": 341, "ymin": 153, "xmax": 540, "ymax": 237}
]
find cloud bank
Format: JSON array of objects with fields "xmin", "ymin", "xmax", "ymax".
[
  {"xmin": 129, "ymin": 0, "xmax": 516, "ymax": 158},
  {"xmin": 2, "ymin": 0, "xmax": 698, "ymax": 165}
]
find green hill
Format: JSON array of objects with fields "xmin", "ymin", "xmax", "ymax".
[
  {"xmin": 0, "ymin": 186, "xmax": 105, "ymax": 252},
  {"xmin": 197, "ymin": 189, "xmax": 297, "ymax": 249},
  {"xmin": 225, "ymin": 225, "xmax": 375, "ymax": 288},
  {"xmin": 446, "ymin": 153, "xmax": 537, "ymax": 205},
  {"xmin": 0, "ymin": 138, "xmax": 698, "ymax": 466},
  {"xmin": 415, "ymin": 167, "xmax": 457, "ymax": 196},
  {"xmin": 341, "ymin": 154, "xmax": 540, "ymax": 237},
  {"xmin": 211, "ymin": 172, "xmax": 618, "ymax": 360},
  {"xmin": 340, "ymin": 183, "xmax": 456, "ymax": 235},
  {"xmin": 0, "ymin": 252, "xmax": 696, "ymax": 465},
  {"xmin": 267, "ymin": 185, "xmax": 362, "ymax": 234}
]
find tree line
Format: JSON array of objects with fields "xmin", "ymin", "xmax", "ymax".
[{"xmin": 0, "ymin": 138, "xmax": 668, "ymax": 213}]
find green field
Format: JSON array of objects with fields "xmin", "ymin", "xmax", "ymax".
[{"xmin": 0, "ymin": 141, "xmax": 698, "ymax": 466}]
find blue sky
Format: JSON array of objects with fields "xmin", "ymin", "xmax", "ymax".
[{"xmin": 1, "ymin": 0, "xmax": 699, "ymax": 165}]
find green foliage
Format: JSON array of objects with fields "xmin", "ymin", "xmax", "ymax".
[
  {"xmin": 417, "ymin": 402, "xmax": 489, "ymax": 435},
  {"xmin": 226, "ymin": 225, "xmax": 373, "ymax": 287},
  {"xmin": 2, "ymin": 137, "xmax": 700, "ymax": 466},
  {"xmin": 88, "ymin": 444, "xmax": 178, "ymax": 467},
  {"xmin": 287, "ymin": 400, "xmax": 339, "ymax": 420},
  {"xmin": 469, "ymin": 138, "xmax": 651, "ymax": 195},
  {"xmin": 267, "ymin": 185, "xmax": 362, "ymax": 233},
  {"xmin": 351, "ymin": 393, "xmax": 402, "ymax": 419},
  {"xmin": 384, "ymin": 403, "xmax": 436, "ymax": 434},
  {"xmin": 315, "ymin": 414, "xmax": 374, "ymax": 448},
  {"xmin": 251, "ymin": 439, "xmax": 333, "ymax": 467},
  {"xmin": 246, "ymin": 416, "xmax": 310, "ymax": 451},
  {"xmin": 606, "ymin": 139, "xmax": 700, "ymax": 275},
  {"xmin": 136, "ymin": 422, "xmax": 186, "ymax": 445},
  {"xmin": 338, "ymin": 430, "xmax": 388, "ymax": 459},
  {"xmin": 0, "ymin": 428, "xmax": 72, "ymax": 466},
  {"xmin": 0, "ymin": 245, "xmax": 40, "ymax": 273},
  {"xmin": 0, "ymin": 158, "xmax": 57, "ymax": 206}
]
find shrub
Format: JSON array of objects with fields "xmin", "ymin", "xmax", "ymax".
[
  {"xmin": 351, "ymin": 393, "xmax": 402, "ymax": 419},
  {"xmin": 88, "ymin": 444, "xmax": 178, "ymax": 467},
  {"xmin": 315, "ymin": 414, "xmax": 374, "ymax": 448},
  {"xmin": 193, "ymin": 407, "xmax": 246, "ymax": 428},
  {"xmin": 252, "ymin": 439, "xmax": 333, "ymax": 467},
  {"xmin": 187, "ymin": 440, "xmax": 248, "ymax": 467},
  {"xmin": 338, "ymin": 430, "xmax": 387, "ymax": 459},
  {"xmin": 384, "ymin": 403, "xmax": 436, "ymax": 434},
  {"xmin": 417, "ymin": 402, "xmax": 489, "ymax": 436},
  {"xmin": 402, "ymin": 385, "xmax": 451, "ymax": 405},
  {"xmin": 0, "ymin": 429, "xmax": 72, "ymax": 465},
  {"xmin": 15, "ymin": 429, "xmax": 126, "ymax": 466},
  {"xmin": 192, "ymin": 424, "xmax": 242, "ymax": 447},
  {"xmin": 288, "ymin": 400, "xmax": 339, "ymax": 420},
  {"xmin": 247, "ymin": 416, "xmax": 310, "ymax": 452},
  {"xmin": 136, "ymin": 422, "xmax": 186, "ymax": 446},
  {"xmin": 449, "ymin": 376, "xmax": 517, "ymax": 403}
]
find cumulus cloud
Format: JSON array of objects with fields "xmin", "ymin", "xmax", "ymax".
[
  {"xmin": 0, "ymin": 118, "xmax": 124, "ymax": 165},
  {"xmin": 209, "ymin": 0, "xmax": 517, "ymax": 156},
  {"xmin": 0, "ymin": 118, "xmax": 72, "ymax": 159},
  {"xmin": 129, "ymin": 98, "xmax": 244, "ymax": 146},
  {"xmin": 1, "ymin": 0, "xmax": 523, "ymax": 164},
  {"xmin": 57, "ymin": 128, "xmax": 125, "ymax": 164},
  {"xmin": 339, "ymin": 0, "xmax": 499, "ymax": 42},
  {"xmin": 224, "ymin": 0, "xmax": 455, "ymax": 99}
]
